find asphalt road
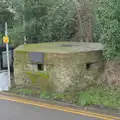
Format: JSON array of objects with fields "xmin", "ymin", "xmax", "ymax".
[{"xmin": 0, "ymin": 99, "xmax": 102, "ymax": 120}]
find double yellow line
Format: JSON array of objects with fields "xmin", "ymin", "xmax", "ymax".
[{"xmin": 0, "ymin": 95, "xmax": 119, "ymax": 120}]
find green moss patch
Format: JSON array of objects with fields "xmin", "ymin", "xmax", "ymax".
[
  {"xmin": 25, "ymin": 71, "xmax": 49, "ymax": 79},
  {"xmin": 14, "ymin": 42, "xmax": 103, "ymax": 53},
  {"xmin": 24, "ymin": 71, "xmax": 50, "ymax": 90}
]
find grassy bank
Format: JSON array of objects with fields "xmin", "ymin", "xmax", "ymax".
[{"xmin": 9, "ymin": 86, "xmax": 120, "ymax": 109}]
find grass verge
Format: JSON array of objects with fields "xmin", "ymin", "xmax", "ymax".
[{"xmin": 9, "ymin": 86, "xmax": 120, "ymax": 109}]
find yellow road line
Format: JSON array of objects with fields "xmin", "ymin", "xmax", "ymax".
[{"xmin": 0, "ymin": 95, "xmax": 119, "ymax": 120}]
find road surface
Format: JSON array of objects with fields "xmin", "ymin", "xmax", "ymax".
[{"xmin": 0, "ymin": 94, "xmax": 119, "ymax": 120}]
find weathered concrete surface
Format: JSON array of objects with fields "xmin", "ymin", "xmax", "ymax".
[
  {"xmin": 0, "ymin": 99, "xmax": 101, "ymax": 120},
  {"xmin": 14, "ymin": 42, "xmax": 104, "ymax": 92}
]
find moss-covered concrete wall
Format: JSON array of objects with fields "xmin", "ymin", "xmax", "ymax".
[{"xmin": 14, "ymin": 42, "xmax": 104, "ymax": 92}]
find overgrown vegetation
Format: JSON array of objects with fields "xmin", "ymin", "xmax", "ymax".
[
  {"xmin": 95, "ymin": 0, "xmax": 120, "ymax": 60},
  {"xmin": 77, "ymin": 87, "xmax": 120, "ymax": 108},
  {"xmin": 10, "ymin": 86, "xmax": 120, "ymax": 108}
]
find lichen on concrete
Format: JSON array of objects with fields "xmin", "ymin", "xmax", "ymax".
[{"xmin": 14, "ymin": 42, "xmax": 104, "ymax": 92}]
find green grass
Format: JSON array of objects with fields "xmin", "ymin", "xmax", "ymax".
[
  {"xmin": 10, "ymin": 86, "xmax": 120, "ymax": 109},
  {"xmin": 77, "ymin": 87, "xmax": 120, "ymax": 108}
]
